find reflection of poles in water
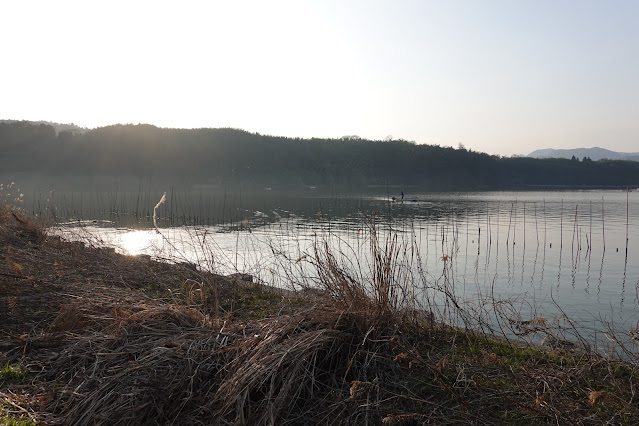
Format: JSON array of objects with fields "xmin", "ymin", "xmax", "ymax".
[
  {"xmin": 485, "ymin": 214, "xmax": 492, "ymax": 272},
  {"xmin": 534, "ymin": 202, "xmax": 539, "ymax": 248},
  {"xmin": 597, "ymin": 242, "xmax": 605, "ymax": 299},
  {"xmin": 557, "ymin": 241, "xmax": 563, "ymax": 290},
  {"xmin": 623, "ymin": 188, "xmax": 629, "ymax": 309},
  {"xmin": 477, "ymin": 205, "xmax": 481, "ymax": 257},
  {"xmin": 557, "ymin": 202, "xmax": 563, "ymax": 289},
  {"xmin": 602, "ymin": 196, "xmax": 606, "ymax": 252},
  {"xmin": 573, "ymin": 205, "xmax": 579, "ymax": 252},
  {"xmin": 464, "ymin": 199, "xmax": 469, "ymax": 286},
  {"xmin": 512, "ymin": 200, "xmax": 517, "ymax": 247},
  {"xmin": 504, "ymin": 202, "xmax": 513, "ymax": 284},
  {"xmin": 571, "ymin": 205, "xmax": 579, "ymax": 289},
  {"xmin": 474, "ymin": 207, "xmax": 481, "ymax": 279},
  {"xmin": 571, "ymin": 205, "xmax": 579, "ymax": 257},
  {"xmin": 531, "ymin": 218, "xmax": 539, "ymax": 285},
  {"xmin": 424, "ymin": 214, "xmax": 429, "ymax": 279},
  {"xmin": 506, "ymin": 224, "xmax": 513, "ymax": 285},
  {"xmin": 434, "ymin": 224, "xmax": 438, "ymax": 258},
  {"xmin": 540, "ymin": 199, "xmax": 547, "ymax": 288},
  {"xmin": 506, "ymin": 203, "xmax": 515, "ymax": 245},
  {"xmin": 586, "ymin": 200, "xmax": 592, "ymax": 256},
  {"xmin": 523, "ymin": 202, "xmax": 526, "ymax": 250},
  {"xmin": 496, "ymin": 201, "xmax": 500, "ymax": 260},
  {"xmin": 484, "ymin": 204, "xmax": 492, "ymax": 274},
  {"xmin": 543, "ymin": 199, "xmax": 547, "ymax": 248},
  {"xmin": 512, "ymin": 201, "xmax": 518, "ymax": 283},
  {"xmin": 560, "ymin": 199, "xmax": 564, "ymax": 250},
  {"xmin": 622, "ymin": 250, "xmax": 627, "ymax": 311},
  {"xmin": 626, "ymin": 188, "xmax": 629, "ymax": 258},
  {"xmin": 486, "ymin": 202, "xmax": 490, "ymax": 250},
  {"xmin": 520, "ymin": 217, "xmax": 526, "ymax": 286},
  {"xmin": 585, "ymin": 228, "xmax": 592, "ymax": 294},
  {"xmin": 494, "ymin": 203, "xmax": 501, "ymax": 282}
]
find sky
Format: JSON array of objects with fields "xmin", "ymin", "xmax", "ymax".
[{"xmin": 2, "ymin": 0, "xmax": 638, "ymax": 156}]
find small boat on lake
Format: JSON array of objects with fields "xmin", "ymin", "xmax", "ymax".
[{"xmin": 391, "ymin": 196, "xmax": 418, "ymax": 202}]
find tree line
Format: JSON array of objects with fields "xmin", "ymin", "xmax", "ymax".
[{"xmin": 1, "ymin": 121, "xmax": 638, "ymax": 190}]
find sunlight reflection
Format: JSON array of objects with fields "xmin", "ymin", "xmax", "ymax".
[{"xmin": 118, "ymin": 230, "xmax": 154, "ymax": 256}]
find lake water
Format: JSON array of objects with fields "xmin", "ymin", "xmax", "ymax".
[{"xmin": 49, "ymin": 189, "xmax": 639, "ymax": 354}]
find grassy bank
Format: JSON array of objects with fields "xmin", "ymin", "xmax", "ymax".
[{"xmin": 1, "ymin": 205, "xmax": 638, "ymax": 425}]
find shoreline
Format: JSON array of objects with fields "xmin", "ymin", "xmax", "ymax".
[{"xmin": 2, "ymin": 206, "xmax": 638, "ymax": 425}]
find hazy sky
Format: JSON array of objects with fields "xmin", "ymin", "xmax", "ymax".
[{"xmin": 3, "ymin": 1, "xmax": 638, "ymax": 156}]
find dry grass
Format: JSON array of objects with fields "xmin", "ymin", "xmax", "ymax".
[
  {"xmin": 0, "ymin": 206, "xmax": 47, "ymax": 246},
  {"xmin": 2, "ymin": 208, "xmax": 639, "ymax": 425},
  {"xmin": 17, "ymin": 301, "xmax": 390, "ymax": 425}
]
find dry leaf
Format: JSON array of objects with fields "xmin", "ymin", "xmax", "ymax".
[{"xmin": 589, "ymin": 390, "xmax": 605, "ymax": 406}]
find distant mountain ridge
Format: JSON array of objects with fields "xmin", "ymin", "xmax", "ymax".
[
  {"xmin": 528, "ymin": 147, "xmax": 639, "ymax": 162},
  {"xmin": 0, "ymin": 119, "xmax": 87, "ymax": 135}
]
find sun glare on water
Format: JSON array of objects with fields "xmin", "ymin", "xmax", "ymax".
[{"xmin": 118, "ymin": 230, "xmax": 155, "ymax": 256}]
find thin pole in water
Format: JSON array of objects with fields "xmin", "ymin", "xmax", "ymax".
[
  {"xmin": 523, "ymin": 202, "xmax": 526, "ymax": 250},
  {"xmin": 534, "ymin": 202, "xmax": 539, "ymax": 247},
  {"xmin": 544, "ymin": 198, "xmax": 547, "ymax": 248},
  {"xmin": 572, "ymin": 205, "xmax": 579, "ymax": 252},
  {"xmin": 560, "ymin": 199, "xmax": 563, "ymax": 250},
  {"xmin": 626, "ymin": 187, "xmax": 629, "ymax": 257},
  {"xmin": 588, "ymin": 200, "xmax": 592, "ymax": 252},
  {"xmin": 602, "ymin": 196, "xmax": 606, "ymax": 252}
]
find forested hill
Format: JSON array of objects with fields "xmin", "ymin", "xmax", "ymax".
[{"xmin": 2, "ymin": 121, "xmax": 639, "ymax": 190}]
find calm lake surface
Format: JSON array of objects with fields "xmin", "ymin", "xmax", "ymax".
[{"xmin": 48, "ymin": 189, "xmax": 639, "ymax": 350}]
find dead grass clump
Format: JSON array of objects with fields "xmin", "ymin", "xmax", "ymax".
[
  {"xmin": 310, "ymin": 226, "xmax": 414, "ymax": 333},
  {"xmin": 46, "ymin": 305, "xmax": 89, "ymax": 332},
  {"xmin": 21, "ymin": 302, "xmax": 391, "ymax": 425},
  {"xmin": 29, "ymin": 303, "xmax": 233, "ymax": 425},
  {"xmin": 210, "ymin": 308, "xmax": 363, "ymax": 425},
  {"xmin": 0, "ymin": 206, "xmax": 47, "ymax": 246}
]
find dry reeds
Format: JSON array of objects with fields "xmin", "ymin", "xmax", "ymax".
[
  {"xmin": 307, "ymin": 224, "xmax": 414, "ymax": 331},
  {"xmin": 22, "ymin": 300, "xmax": 393, "ymax": 425}
]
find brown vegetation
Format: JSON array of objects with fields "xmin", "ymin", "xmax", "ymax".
[{"xmin": 2, "ymin": 206, "xmax": 639, "ymax": 425}]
